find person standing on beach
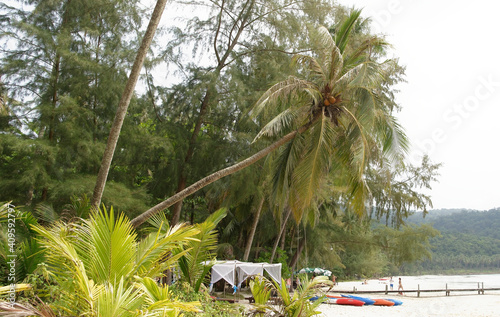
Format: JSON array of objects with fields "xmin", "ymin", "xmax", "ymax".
[
  {"xmin": 390, "ymin": 277, "xmax": 394, "ymax": 290},
  {"xmin": 398, "ymin": 278, "xmax": 404, "ymax": 295}
]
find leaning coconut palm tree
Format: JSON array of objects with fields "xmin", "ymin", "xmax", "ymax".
[
  {"xmin": 130, "ymin": 9, "xmax": 407, "ymax": 228},
  {"xmin": 256, "ymin": 12, "xmax": 408, "ymax": 222}
]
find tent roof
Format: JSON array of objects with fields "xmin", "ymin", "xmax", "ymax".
[{"xmin": 205, "ymin": 260, "xmax": 282, "ymax": 288}]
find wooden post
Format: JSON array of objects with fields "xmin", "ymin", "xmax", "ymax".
[
  {"xmin": 482, "ymin": 282, "xmax": 484, "ymax": 295},
  {"xmin": 445, "ymin": 283, "xmax": 449, "ymax": 296},
  {"xmin": 478, "ymin": 282, "xmax": 480, "ymax": 295},
  {"xmin": 385, "ymin": 285, "xmax": 388, "ymax": 295},
  {"xmin": 417, "ymin": 284, "xmax": 420, "ymax": 297}
]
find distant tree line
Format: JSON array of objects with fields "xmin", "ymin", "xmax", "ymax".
[{"xmin": 402, "ymin": 209, "xmax": 500, "ymax": 274}]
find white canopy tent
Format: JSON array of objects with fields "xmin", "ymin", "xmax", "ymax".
[{"xmin": 204, "ymin": 260, "xmax": 282, "ymax": 291}]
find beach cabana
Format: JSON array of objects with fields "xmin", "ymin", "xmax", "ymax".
[{"xmin": 205, "ymin": 260, "xmax": 282, "ymax": 291}]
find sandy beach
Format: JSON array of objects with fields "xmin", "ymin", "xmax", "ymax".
[{"xmin": 319, "ymin": 277, "xmax": 500, "ymax": 317}]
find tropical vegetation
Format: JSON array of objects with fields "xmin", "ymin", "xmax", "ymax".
[{"xmin": 0, "ymin": 0, "xmax": 445, "ymax": 315}]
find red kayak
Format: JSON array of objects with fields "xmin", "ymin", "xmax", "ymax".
[{"xmin": 328, "ymin": 297, "xmax": 365, "ymax": 306}]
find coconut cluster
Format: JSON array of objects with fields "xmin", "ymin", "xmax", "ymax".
[{"xmin": 323, "ymin": 95, "xmax": 336, "ymax": 106}]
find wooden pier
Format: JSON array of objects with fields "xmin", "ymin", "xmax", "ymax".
[{"xmin": 338, "ymin": 283, "xmax": 500, "ymax": 297}]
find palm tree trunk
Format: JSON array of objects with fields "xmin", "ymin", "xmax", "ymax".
[
  {"xmin": 242, "ymin": 196, "xmax": 265, "ymax": 261},
  {"xmin": 269, "ymin": 207, "xmax": 292, "ymax": 263},
  {"xmin": 288, "ymin": 235, "xmax": 306, "ymax": 269},
  {"xmin": 280, "ymin": 226, "xmax": 286, "ymax": 250},
  {"xmin": 91, "ymin": 0, "xmax": 168, "ymax": 209},
  {"xmin": 130, "ymin": 122, "xmax": 313, "ymax": 228}
]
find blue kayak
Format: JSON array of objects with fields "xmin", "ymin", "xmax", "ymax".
[
  {"xmin": 342, "ymin": 295, "xmax": 375, "ymax": 305},
  {"xmin": 386, "ymin": 298, "xmax": 403, "ymax": 306}
]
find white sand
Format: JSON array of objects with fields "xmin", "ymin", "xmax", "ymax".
[{"xmin": 318, "ymin": 278, "xmax": 500, "ymax": 317}]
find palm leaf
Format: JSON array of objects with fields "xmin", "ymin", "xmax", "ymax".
[
  {"xmin": 292, "ymin": 53, "xmax": 327, "ymax": 83},
  {"xmin": 135, "ymin": 223, "xmax": 199, "ymax": 278},
  {"xmin": 290, "ymin": 113, "xmax": 337, "ymax": 221},
  {"xmin": 253, "ymin": 107, "xmax": 302, "ymax": 142},
  {"xmin": 176, "ymin": 208, "xmax": 226, "ymax": 291},
  {"xmin": 310, "ymin": 26, "xmax": 344, "ymax": 84},
  {"xmin": 334, "ymin": 9, "xmax": 362, "ymax": 54},
  {"xmin": 252, "ymin": 76, "xmax": 318, "ymax": 118},
  {"xmin": 310, "ymin": 26, "xmax": 335, "ymax": 70},
  {"xmin": 343, "ymin": 36, "xmax": 389, "ymax": 68},
  {"xmin": 136, "ymin": 277, "xmax": 201, "ymax": 314},
  {"xmin": 96, "ymin": 277, "xmax": 143, "ymax": 317},
  {"xmin": 85, "ymin": 207, "xmax": 137, "ymax": 286},
  {"xmin": 271, "ymin": 133, "xmax": 305, "ymax": 209},
  {"xmin": 340, "ymin": 105, "xmax": 370, "ymax": 178}
]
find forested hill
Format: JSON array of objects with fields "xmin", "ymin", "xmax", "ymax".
[
  {"xmin": 404, "ymin": 208, "xmax": 500, "ymax": 274},
  {"xmin": 409, "ymin": 208, "xmax": 500, "ymax": 239}
]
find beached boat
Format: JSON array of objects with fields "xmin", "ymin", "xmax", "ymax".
[
  {"xmin": 386, "ymin": 298, "xmax": 403, "ymax": 306},
  {"xmin": 327, "ymin": 297, "xmax": 365, "ymax": 306},
  {"xmin": 373, "ymin": 299, "xmax": 395, "ymax": 306},
  {"xmin": 342, "ymin": 294, "xmax": 375, "ymax": 305}
]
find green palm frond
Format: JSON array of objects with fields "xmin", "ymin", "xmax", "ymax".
[
  {"xmin": 252, "ymin": 76, "xmax": 318, "ymax": 118},
  {"xmin": 32, "ymin": 221, "xmax": 81, "ymax": 278},
  {"xmin": 136, "ymin": 277, "xmax": 201, "ymax": 314},
  {"xmin": 347, "ymin": 176, "xmax": 371, "ymax": 216},
  {"xmin": 311, "ymin": 26, "xmax": 344, "ymax": 84},
  {"xmin": 271, "ymin": 133, "xmax": 305, "ymax": 209},
  {"xmin": 96, "ymin": 277, "xmax": 143, "ymax": 317},
  {"xmin": 334, "ymin": 9, "xmax": 362, "ymax": 54},
  {"xmin": 177, "ymin": 208, "xmax": 226, "ymax": 291},
  {"xmin": 85, "ymin": 207, "xmax": 137, "ymax": 286},
  {"xmin": 290, "ymin": 114, "xmax": 337, "ymax": 221},
  {"xmin": 34, "ymin": 220, "xmax": 104, "ymax": 313},
  {"xmin": 253, "ymin": 107, "xmax": 303, "ymax": 142},
  {"xmin": 332, "ymin": 63, "xmax": 364, "ymax": 95},
  {"xmin": 343, "ymin": 36, "xmax": 390, "ymax": 68},
  {"xmin": 378, "ymin": 113, "xmax": 409, "ymax": 159},
  {"xmin": 292, "ymin": 53, "xmax": 327, "ymax": 83},
  {"xmin": 253, "ymin": 276, "xmax": 333, "ymax": 317},
  {"xmin": 310, "ymin": 26, "xmax": 335, "ymax": 68},
  {"xmin": 348, "ymin": 62, "xmax": 386, "ymax": 90},
  {"xmin": 329, "ymin": 42, "xmax": 344, "ymax": 84},
  {"xmin": 146, "ymin": 211, "xmax": 171, "ymax": 234},
  {"xmin": 340, "ymin": 106, "xmax": 370, "ymax": 177},
  {"xmin": 18, "ymin": 238, "xmax": 45, "ymax": 279},
  {"xmin": 135, "ymin": 223, "xmax": 199, "ymax": 278}
]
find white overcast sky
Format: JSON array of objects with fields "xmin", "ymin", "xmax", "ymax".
[{"xmin": 336, "ymin": 0, "xmax": 500, "ymax": 211}]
